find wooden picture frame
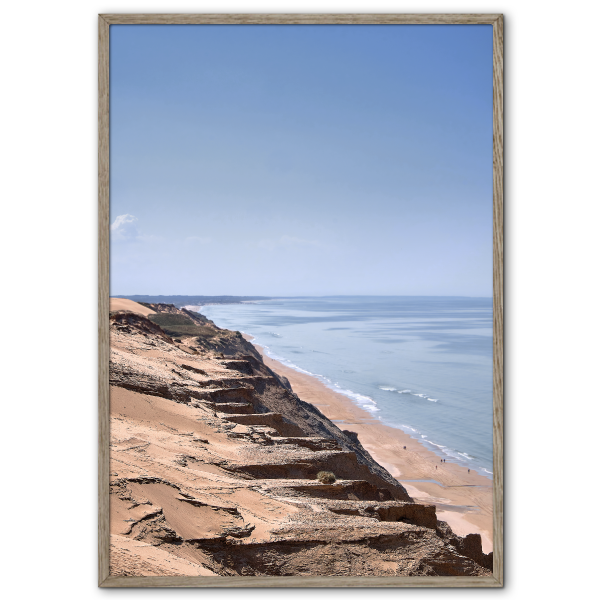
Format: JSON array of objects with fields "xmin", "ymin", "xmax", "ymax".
[{"xmin": 99, "ymin": 13, "xmax": 503, "ymax": 587}]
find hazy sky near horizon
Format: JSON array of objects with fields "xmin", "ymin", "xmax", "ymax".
[{"xmin": 110, "ymin": 25, "xmax": 493, "ymax": 297}]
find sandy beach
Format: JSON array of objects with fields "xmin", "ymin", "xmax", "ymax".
[{"xmin": 245, "ymin": 334, "xmax": 493, "ymax": 553}]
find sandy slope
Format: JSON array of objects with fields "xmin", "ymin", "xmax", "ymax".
[
  {"xmin": 247, "ymin": 336, "xmax": 493, "ymax": 554},
  {"xmin": 110, "ymin": 298, "xmax": 156, "ymax": 316}
]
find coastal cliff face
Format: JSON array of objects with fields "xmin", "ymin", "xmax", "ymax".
[{"xmin": 108, "ymin": 303, "xmax": 492, "ymax": 577}]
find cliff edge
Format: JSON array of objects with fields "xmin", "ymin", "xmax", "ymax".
[{"xmin": 108, "ymin": 301, "xmax": 492, "ymax": 577}]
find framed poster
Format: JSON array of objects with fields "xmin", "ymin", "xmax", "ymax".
[{"xmin": 99, "ymin": 13, "xmax": 503, "ymax": 587}]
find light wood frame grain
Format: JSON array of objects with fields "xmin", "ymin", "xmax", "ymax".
[{"xmin": 99, "ymin": 13, "xmax": 503, "ymax": 588}]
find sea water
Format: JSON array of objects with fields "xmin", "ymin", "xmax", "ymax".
[{"xmin": 192, "ymin": 297, "xmax": 493, "ymax": 478}]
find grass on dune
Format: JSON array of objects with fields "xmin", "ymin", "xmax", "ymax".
[{"xmin": 148, "ymin": 313, "xmax": 217, "ymax": 339}]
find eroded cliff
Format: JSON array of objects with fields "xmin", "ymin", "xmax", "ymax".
[{"xmin": 108, "ymin": 304, "xmax": 492, "ymax": 577}]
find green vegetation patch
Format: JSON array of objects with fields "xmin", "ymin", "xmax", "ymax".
[
  {"xmin": 148, "ymin": 313, "xmax": 217, "ymax": 339},
  {"xmin": 316, "ymin": 471, "xmax": 337, "ymax": 484},
  {"xmin": 183, "ymin": 309, "xmax": 211, "ymax": 324}
]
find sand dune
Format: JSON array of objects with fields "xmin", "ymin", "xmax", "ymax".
[{"xmin": 110, "ymin": 297, "xmax": 155, "ymax": 316}]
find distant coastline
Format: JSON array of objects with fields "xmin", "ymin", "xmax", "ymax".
[{"xmin": 112, "ymin": 294, "xmax": 274, "ymax": 306}]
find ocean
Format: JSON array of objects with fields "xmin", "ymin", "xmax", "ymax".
[{"xmin": 191, "ymin": 297, "xmax": 493, "ymax": 478}]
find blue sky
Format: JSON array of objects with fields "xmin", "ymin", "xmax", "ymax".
[{"xmin": 110, "ymin": 24, "xmax": 493, "ymax": 297}]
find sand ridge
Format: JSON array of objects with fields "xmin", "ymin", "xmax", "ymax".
[{"xmin": 110, "ymin": 298, "xmax": 156, "ymax": 316}]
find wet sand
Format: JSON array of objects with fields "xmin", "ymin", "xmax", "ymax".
[{"xmin": 245, "ymin": 334, "xmax": 493, "ymax": 553}]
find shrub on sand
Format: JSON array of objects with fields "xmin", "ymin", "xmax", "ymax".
[{"xmin": 316, "ymin": 471, "xmax": 336, "ymax": 484}]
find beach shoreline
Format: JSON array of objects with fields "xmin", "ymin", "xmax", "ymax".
[{"xmin": 243, "ymin": 333, "xmax": 493, "ymax": 553}]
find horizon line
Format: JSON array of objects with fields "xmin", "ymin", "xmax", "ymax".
[{"xmin": 112, "ymin": 294, "xmax": 494, "ymax": 299}]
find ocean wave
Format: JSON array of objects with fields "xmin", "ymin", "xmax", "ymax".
[
  {"xmin": 348, "ymin": 391, "xmax": 376, "ymax": 404},
  {"xmin": 423, "ymin": 441, "xmax": 465, "ymax": 463},
  {"xmin": 398, "ymin": 424, "xmax": 419, "ymax": 433},
  {"xmin": 398, "ymin": 389, "xmax": 438, "ymax": 402},
  {"xmin": 378, "ymin": 386, "xmax": 397, "ymax": 391},
  {"xmin": 387, "ymin": 425, "xmax": 493, "ymax": 479},
  {"xmin": 289, "ymin": 361, "xmax": 312, "ymax": 372},
  {"xmin": 269, "ymin": 355, "xmax": 324, "ymax": 379},
  {"xmin": 335, "ymin": 387, "xmax": 380, "ymax": 411},
  {"xmin": 424, "ymin": 439, "xmax": 447, "ymax": 450}
]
